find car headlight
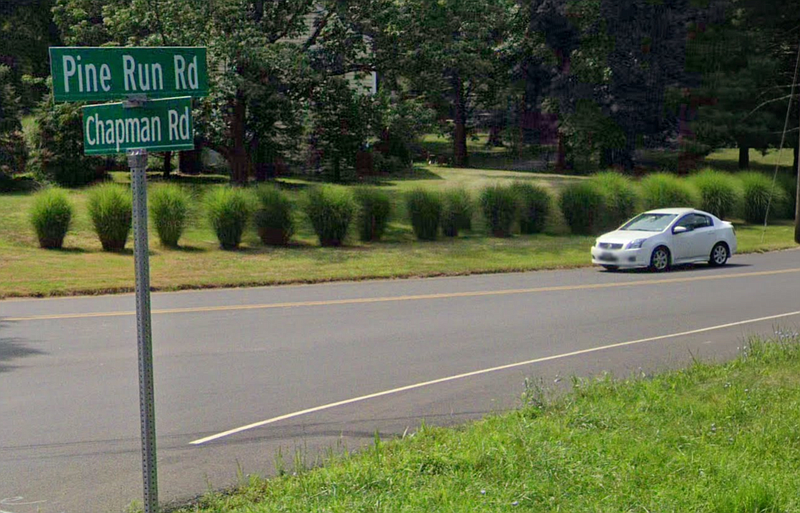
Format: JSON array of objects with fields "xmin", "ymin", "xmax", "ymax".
[{"xmin": 626, "ymin": 238, "xmax": 648, "ymax": 249}]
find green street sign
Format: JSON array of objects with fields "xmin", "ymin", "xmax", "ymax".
[
  {"xmin": 82, "ymin": 97, "xmax": 194, "ymax": 155},
  {"xmin": 50, "ymin": 47, "xmax": 208, "ymax": 102}
]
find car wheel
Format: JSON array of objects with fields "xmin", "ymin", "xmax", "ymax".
[
  {"xmin": 709, "ymin": 242, "xmax": 729, "ymax": 266},
  {"xmin": 602, "ymin": 265, "xmax": 619, "ymax": 271},
  {"xmin": 649, "ymin": 246, "xmax": 670, "ymax": 272}
]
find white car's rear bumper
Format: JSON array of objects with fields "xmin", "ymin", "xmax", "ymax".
[{"xmin": 591, "ymin": 246, "xmax": 648, "ymax": 268}]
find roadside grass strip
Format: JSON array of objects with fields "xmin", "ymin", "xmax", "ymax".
[{"xmin": 174, "ymin": 333, "xmax": 800, "ymax": 513}]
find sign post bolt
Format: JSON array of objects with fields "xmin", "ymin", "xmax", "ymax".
[{"xmin": 128, "ymin": 148, "xmax": 159, "ymax": 513}]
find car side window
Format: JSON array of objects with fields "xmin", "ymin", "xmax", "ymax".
[
  {"xmin": 694, "ymin": 214, "xmax": 712, "ymax": 229},
  {"xmin": 675, "ymin": 215, "xmax": 694, "ymax": 231}
]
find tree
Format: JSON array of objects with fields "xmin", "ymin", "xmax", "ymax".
[
  {"xmin": 0, "ymin": 65, "xmax": 28, "ymax": 179},
  {"xmin": 393, "ymin": 0, "xmax": 516, "ymax": 167}
]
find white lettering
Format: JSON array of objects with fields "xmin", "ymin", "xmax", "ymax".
[
  {"xmin": 96, "ymin": 114, "xmax": 104, "ymax": 145},
  {"xmin": 63, "ymin": 55, "xmax": 76, "ymax": 93},
  {"xmin": 105, "ymin": 120, "xmax": 114, "ymax": 147},
  {"xmin": 138, "ymin": 63, "xmax": 150, "ymax": 91},
  {"xmin": 86, "ymin": 114, "xmax": 95, "ymax": 146},
  {"xmin": 152, "ymin": 63, "xmax": 164, "ymax": 91},
  {"xmin": 100, "ymin": 64, "xmax": 111, "ymax": 92},
  {"xmin": 188, "ymin": 56, "xmax": 198, "ymax": 89},
  {"xmin": 151, "ymin": 116, "xmax": 161, "ymax": 142},
  {"xmin": 180, "ymin": 106, "xmax": 190, "ymax": 140},
  {"xmin": 84, "ymin": 63, "xmax": 98, "ymax": 92},
  {"xmin": 168, "ymin": 110, "xmax": 179, "ymax": 140},
  {"xmin": 174, "ymin": 55, "xmax": 186, "ymax": 90},
  {"xmin": 77, "ymin": 55, "xmax": 84, "ymax": 92},
  {"xmin": 115, "ymin": 119, "xmax": 126, "ymax": 152},
  {"xmin": 123, "ymin": 55, "xmax": 137, "ymax": 91},
  {"xmin": 125, "ymin": 118, "xmax": 141, "ymax": 144}
]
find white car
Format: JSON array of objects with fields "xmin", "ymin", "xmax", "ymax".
[{"xmin": 591, "ymin": 208, "xmax": 737, "ymax": 272}]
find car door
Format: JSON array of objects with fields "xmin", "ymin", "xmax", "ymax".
[
  {"xmin": 689, "ymin": 213, "xmax": 716, "ymax": 258},
  {"xmin": 671, "ymin": 215, "xmax": 697, "ymax": 262}
]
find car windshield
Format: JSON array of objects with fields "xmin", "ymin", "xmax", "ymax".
[{"xmin": 620, "ymin": 213, "xmax": 678, "ymax": 232}]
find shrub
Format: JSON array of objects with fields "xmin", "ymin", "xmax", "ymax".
[
  {"xmin": 87, "ymin": 183, "xmax": 132, "ymax": 252},
  {"xmin": 254, "ymin": 184, "xmax": 294, "ymax": 246},
  {"xmin": 739, "ymin": 172, "xmax": 786, "ymax": 224},
  {"xmin": 776, "ymin": 173, "xmax": 797, "ymax": 220},
  {"xmin": 480, "ymin": 184, "xmax": 518, "ymax": 237},
  {"xmin": 406, "ymin": 188, "xmax": 442, "ymax": 240},
  {"xmin": 639, "ymin": 173, "xmax": 698, "ymax": 210},
  {"xmin": 591, "ymin": 172, "xmax": 638, "ymax": 230},
  {"xmin": 304, "ymin": 185, "xmax": 356, "ymax": 246},
  {"xmin": 206, "ymin": 187, "xmax": 252, "ymax": 250},
  {"xmin": 30, "ymin": 188, "xmax": 73, "ymax": 249},
  {"xmin": 559, "ymin": 181, "xmax": 604, "ymax": 235},
  {"xmin": 354, "ymin": 187, "xmax": 391, "ymax": 242},
  {"xmin": 149, "ymin": 184, "xmax": 190, "ymax": 247},
  {"xmin": 511, "ymin": 182, "xmax": 551, "ymax": 234},
  {"xmin": 440, "ymin": 188, "xmax": 473, "ymax": 237},
  {"xmin": 689, "ymin": 169, "xmax": 741, "ymax": 220}
]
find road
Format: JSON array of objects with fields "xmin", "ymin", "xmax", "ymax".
[{"xmin": 2, "ymin": 249, "xmax": 800, "ymax": 513}]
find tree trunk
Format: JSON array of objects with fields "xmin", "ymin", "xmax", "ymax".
[
  {"xmin": 793, "ymin": 144, "xmax": 798, "ymax": 176},
  {"xmin": 738, "ymin": 146, "xmax": 750, "ymax": 169},
  {"xmin": 179, "ymin": 148, "xmax": 202, "ymax": 175},
  {"xmin": 229, "ymin": 91, "xmax": 249, "ymax": 185},
  {"xmin": 452, "ymin": 76, "xmax": 468, "ymax": 168},
  {"xmin": 162, "ymin": 151, "xmax": 172, "ymax": 179}
]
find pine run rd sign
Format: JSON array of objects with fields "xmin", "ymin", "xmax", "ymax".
[
  {"xmin": 49, "ymin": 47, "xmax": 208, "ymax": 102},
  {"xmin": 82, "ymin": 97, "xmax": 194, "ymax": 155}
]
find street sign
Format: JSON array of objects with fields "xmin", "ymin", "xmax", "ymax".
[
  {"xmin": 50, "ymin": 47, "xmax": 208, "ymax": 102},
  {"xmin": 82, "ymin": 97, "xmax": 194, "ymax": 155}
]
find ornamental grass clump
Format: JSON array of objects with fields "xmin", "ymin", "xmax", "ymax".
[
  {"xmin": 480, "ymin": 184, "xmax": 518, "ymax": 237},
  {"xmin": 591, "ymin": 172, "xmax": 638, "ymax": 230},
  {"xmin": 30, "ymin": 187, "xmax": 73, "ymax": 249},
  {"xmin": 149, "ymin": 184, "xmax": 190, "ymax": 247},
  {"xmin": 406, "ymin": 188, "xmax": 442, "ymax": 241},
  {"xmin": 254, "ymin": 184, "xmax": 294, "ymax": 246},
  {"xmin": 689, "ymin": 169, "xmax": 741, "ymax": 220},
  {"xmin": 304, "ymin": 185, "xmax": 356, "ymax": 247},
  {"xmin": 354, "ymin": 186, "xmax": 391, "ymax": 242},
  {"xmin": 776, "ymin": 173, "xmax": 797, "ymax": 220},
  {"xmin": 511, "ymin": 182, "xmax": 551, "ymax": 234},
  {"xmin": 739, "ymin": 172, "xmax": 785, "ymax": 224},
  {"xmin": 639, "ymin": 173, "xmax": 698, "ymax": 210},
  {"xmin": 559, "ymin": 181, "xmax": 604, "ymax": 236},
  {"xmin": 440, "ymin": 187, "xmax": 473, "ymax": 237},
  {"xmin": 206, "ymin": 187, "xmax": 253, "ymax": 250},
  {"xmin": 87, "ymin": 183, "xmax": 132, "ymax": 252}
]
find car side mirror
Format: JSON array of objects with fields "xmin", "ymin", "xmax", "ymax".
[{"xmin": 673, "ymin": 226, "xmax": 689, "ymax": 234}]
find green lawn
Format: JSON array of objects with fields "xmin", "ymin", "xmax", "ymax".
[
  {"xmin": 1, "ymin": 164, "xmax": 796, "ymax": 298},
  {"xmin": 171, "ymin": 335, "xmax": 800, "ymax": 513}
]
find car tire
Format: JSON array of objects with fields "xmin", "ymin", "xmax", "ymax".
[
  {"xmin": 649, "ymin": 246, "xmax": 670, "ymax": 272},
  {"xmin": 709, "ymin": 242, "xmax": 729, "ymax": 267},
  {"xmin": 601, "ymin": 265, "xmax": 619, "ymax": 271}
]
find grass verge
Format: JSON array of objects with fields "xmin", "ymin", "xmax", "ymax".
[{"xmin": 170, "ymin": 333, "xmax": 800, "ymax": 512}]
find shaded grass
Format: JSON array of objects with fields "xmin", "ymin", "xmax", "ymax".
[{"xmin": 172, "ymin": 335, "xmax": 800, "ymax": 513}]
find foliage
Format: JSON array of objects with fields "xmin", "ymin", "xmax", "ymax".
[
  {"xmin": 511, "ymin": 182, "xmax": 551, "ymax": 234},
  {"xmin": 688, "ymin": 169, "xmax": 741, "ymax": 220},
  {"xmin": 304, "ymin": 185, "xmax": 356, "ymax": 247},
  {"xmin": 559, "ymin": 181, "xmax": 604, "ymax": 236},
  {"xmin": 639, "ymin": 173, "xmax": 698, "ymax": 211},
  {"xmin": 149, "ymin": 184, "xmax": 191, "ymax": 247},
  {"xmin": 441, "ymin": 188, "xmax": 474, "ymax": 237},
  {"xmin": 776, "ymin": 174, "xmax": 797, "ymax": 220},
  {"xmin": 30, "ymin": 188, "xmax": 73, "ymax": 249},
  {"xmin": 406, "ymin": 188, "xmax": 442, "ymax": 241},
  {"xmin": 373, "ymin": 93, "xmax": 436, "ymax": 167},
  {"xmin": 739, "ymin": 172, "xmax": 785, "ymax": 224},
  {"xmin": 354, "ymin": 187, "xmax": 391, "ymax": 242},
  {"xmin": 0, "ymin": 65, "xmax": 28, "ymax": 178},
  {"xmin": 254, "ymin": 184, "xmax": 294, "ymax": 246},
  {"xmin": 480, "ymin": 184, "xmax": 518, "ymax": 237},
  {"xmin": 309, "ymin": 78, "xmax": 375, "ymax": 182},
  {"xmin": 30, "ymin": 94, "xmax": 104, "ymax": 187},
  {"xmin": 591, "ymin": 172, "xmax": 639, "ymax": 230},
  {"xmin": 87, "ymin": 183, "xmax": 132, "ymax": 252},
  {"xmin": 205, "ymin": 187, "xmax": 253, "ymax": 250}
]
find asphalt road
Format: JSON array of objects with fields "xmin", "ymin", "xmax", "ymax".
[{"xmin": 2, "ymin": 249, "xmax": 800, "ymax": 513}]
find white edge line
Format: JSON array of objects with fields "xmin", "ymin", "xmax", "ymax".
[{"xmin": 189, "ymin": 309, "xmax": 800, "ymax": 445}]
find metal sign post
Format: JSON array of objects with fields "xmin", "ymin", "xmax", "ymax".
[{"xmin": 128, "ymin": 147, "xmax": 159, "ymax": 513}]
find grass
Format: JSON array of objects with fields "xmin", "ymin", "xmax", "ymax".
[
  {"xmin": 170, "ymin": 334, "xmax": 800, "ymax": 513},
  {"xmin": 0, "ymin": 164, "xmax": 796, "ymax": 298}
]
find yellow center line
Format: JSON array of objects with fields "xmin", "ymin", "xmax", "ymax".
[{"xmin": 5, "ymin": 267, "xmax": 800, "ymax": 322}]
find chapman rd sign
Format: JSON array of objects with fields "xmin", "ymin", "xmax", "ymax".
[
  {"xmin": 50, "ymin": 47, "xmax": 208, "ymax": 102},
  {"xmin": 82, "ymin": 97, "xmax": 194, "ymax": 155}
]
